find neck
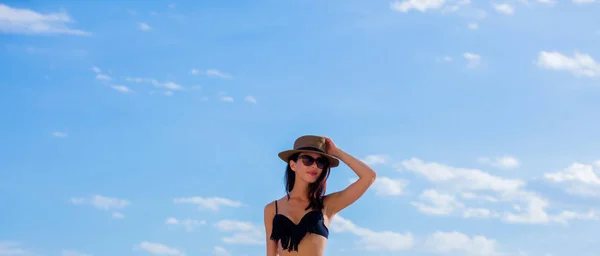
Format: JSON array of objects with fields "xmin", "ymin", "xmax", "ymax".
[{"xmin": 289, "ymin": 178, "xmax": 310, "ymax": 200}]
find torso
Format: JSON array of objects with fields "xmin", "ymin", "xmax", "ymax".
[{"xmin": 270, "ymin": 198, "xmax": 331, "ymax": 256}]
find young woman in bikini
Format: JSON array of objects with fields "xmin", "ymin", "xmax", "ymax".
[{"xmin": 264, "ymin": 135, "xmax": 377, "ymax": 256}]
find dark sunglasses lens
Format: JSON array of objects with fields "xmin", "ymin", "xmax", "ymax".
[
  {"xmin": 300, "ymin": 155, "xmax": 315, "ymax": 166},
  {"xmin": 316, "ymin": 157, "xmax": 328, "ymax": 168}
]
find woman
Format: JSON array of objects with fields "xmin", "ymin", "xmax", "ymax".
[{"xmin": 263, "ymin": 135, "xmax": 377, "ymax": 256}]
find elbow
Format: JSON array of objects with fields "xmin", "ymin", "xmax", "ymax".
[{"xmin": 365, "ymin": 169, "xmax": 377, "ymax": 183}]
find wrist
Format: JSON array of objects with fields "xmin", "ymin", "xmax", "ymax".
[{"xmin": 329, "ymin": 148, "xmax": 344, "ymax": 158}]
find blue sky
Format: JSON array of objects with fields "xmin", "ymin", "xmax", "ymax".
[{"xmin": 1, "ymin": 0, "xmax": 600, "ymax": 256}]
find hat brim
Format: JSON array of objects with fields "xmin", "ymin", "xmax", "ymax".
[{"xmin": 278, "ymin": 149, "xmax": 340, "ymax": 168}]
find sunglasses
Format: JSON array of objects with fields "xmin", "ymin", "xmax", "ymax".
[{"xmin": 298, "ymin": 155, "xmax": 329, "ymax": 169}]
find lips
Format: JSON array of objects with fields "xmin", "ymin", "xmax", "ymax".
[{"xmin": 308, "ymin": 171, "xmax": 318, "ymax": 177}]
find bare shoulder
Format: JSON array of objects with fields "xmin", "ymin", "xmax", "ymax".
[
  {"xmin": 264, "ymin": 201, "xmax": 275, "ymax": 215},
  {"xmin": 264, "ymin": 196, "xmax": 285, "ymax": 217}
]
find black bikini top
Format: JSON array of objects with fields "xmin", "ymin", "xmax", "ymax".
[{"xmin": 269, "ymin": 200, "xmax": 329, "ymax": 252}]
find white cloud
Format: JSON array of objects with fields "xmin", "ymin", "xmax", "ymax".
[
  {"xmin": 493, "ymin": 3, "xmax": 515, "ymax": 15},
  {"xmin": 0, "ymin": 4, "xmax": 89, "ymax": 35},
  {"xmin": 244, "ymin": 95, "xmax": 257, "ymax": 104},
  {"xmin": 138, "ymin": 22, "xmax": 151, "ymax": 31},
  {"xmin": 213, "ymin": 220, "xmax": 264, "ymax": 245},
  {"xmin": 463, "ymin": 208, "xmax": 497, "ymax": 219},
  {"xmin": 411, "ymin": 189, "xmax": 464, "ymax": 215},
  {"xmin": 165, "ymin": 217, "xmax": 206, "ymax": 232},
  {"xmin": 390, "ymin": 0, "xmax": 473, "ymax": 13},
  {"xmin": 173, "ymin": 196, "xmax": 242, "ymax": 211},
  {"xmin": 534, "ymin": 0, "xmax": 555, "ymax": 5},
  {"xmin": 134, "ymin": 242, "xmax": 184, "ymax": 256},
  {"xmin": 110, "ymin": 85, "xmax": 133, "ymax": 93},
  {"xmin": 352, "ymin": 176, "xmax": 408, "ymax": 196},
  {"xmin": 438, "ymin": 55, "xmax": 453, "ymax": 62},
  {"xmin": 212, "ymin": 246, "xmax": 231, "ymax": 256},
  {"xmin": 361, "ymin": 154, "xmax": 387, "ymax": 165},
  {"xmin": 390, "ymin": 0, "xmax": 448, "ymax": 12},
  {"xmin": 464, "ymin": 52, "xmax": 481, "ymax": 68},
  {"xmin": 423, "ymin": 231, "xmax": 502, "ymax": 256},
  {"xmin": 572, "ymin": 0, "xmax": 596, "ymax": 4},
  {"xmin": 91, "ymin": 67, "xmax": 134, "ymax": 93},
  {"xmin": 96, "ymin": 74, "xmax": 111, "ymax": 81},
  {"xmin": 373, "ymin": 177, "xmax": 408, "ymax": 196},
  {"xmin": 70, "ymin": 195, "xmax": 131, "ymax": 210},
  {"xmin": 544, "ymin": 162, "xmax": 600, "ymax": 197},
  {"xmin": 61, "ymin": 250, "xmax": 91, "ymax": 256},
  {"xmin": 0, "ymin": 241, "xmax": 30, "ymax": 256},
  {"xmin": 478, "ymin": 156, "xmax": 520, "ymax": 169},
  {"xmin": 551, "ymin": 210, "xmax": 599, "ymax": 224},
  {"xmin": 330, "ymin": 215, "xmax": 414, "ymax": 251},
  {"xmin": 112, "ymin": 212, "xmax": 125, "ymax": 219},
  {"xmin": 400, "ymin": 158, "xmax": 525, "ymax": 192},
  {"xmin": 221, "ymin": 96, "xmax": 234, "ymax": 102},
  {"xmin": 190, "ymin": 68, "xmax": 232, "ymax": 79},
  {"xmin": 125, "ymin": 77, "xmax": 185, "ymax": 91},
  {"xmin": 400, "ymin": 158, "xmax": 597, "ymax": 225},
  {"xmin": 468, "ymin": 22, "xmax": 478, "ymax": 30},
  {"xmin": 52, "ymin": 131, "xmax": 68, "ymax": 137},
  {"xmin": 461, "ymin": 192, "xmax": 499, "ymax": 202},
  {"xmin": 536, "ymin": 50, "xmax": 600, "ymax": 77}
]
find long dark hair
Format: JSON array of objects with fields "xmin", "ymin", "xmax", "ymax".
[{"xmin": 284, "ymin": 152, "xmax": 331, "ymax": 211}]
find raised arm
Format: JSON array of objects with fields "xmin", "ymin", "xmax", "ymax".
[
  {"xmin": 263, "ymin": 201, "xmax": 279, "ymax": 256},
  {"xmin": 323, "ymin": 138, "xmax": 377, "ymax": 217}
]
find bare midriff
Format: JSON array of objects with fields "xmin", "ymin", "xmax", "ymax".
[{"xmin": 276, "ymin": 233, "xmax": 327, "ymax": 256}]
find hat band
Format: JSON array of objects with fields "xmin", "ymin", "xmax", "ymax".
[{"xmin": 295, "ymin": 146, "xmax": 325, "ymax": 153}]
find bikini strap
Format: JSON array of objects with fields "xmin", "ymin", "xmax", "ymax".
[{"xmin": 274, "ymin": 200, "xmax": 278, "ymax": 213}]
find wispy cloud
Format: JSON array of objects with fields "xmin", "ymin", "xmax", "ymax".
[
  {"xmin": 544, "ymin": 161, "xmax": 600, "ymax": 198},
  {"xmin": 0, "ymin": 241, "xmax": 31, "ymax": 256},
  {"xmin": 0, "ymin": 4, "xmax": 89, "ymax": 35},
  {"xmin": 173, "ymin": 196, "xmax": 242, "ymax": 211},
  {"xmin": 221, "ymin": 96, "xmax": 234, "ymax": 102},
  {"xmin": 351, "ymin": 176, "xmax": 408, "ymax": 196},
  {"xmin": 70, "ymin": 195, "xmax": 131, "ymax": 218},
  {"xmin": 244, "ymin": 95, "xmax": 257, "ymax": 104},
  {"xmin": 423, "ymin": 231, "xmax": 502, "ymax": 256},
  {"xmin": 400, "ymin": 158, "xmax": 598, "ymax": 225},
  {"xmin": 212, "ymin": 246, "xmax": 231, "ymax": 256},
  {"xmin": 124, "ymin": 77, "xmax": 185, "ymax": 91},
  {"xmin": 390, "ymin": 0, "xmax": 472, "ymax": 14},
  {"xmin": 92, "ymin": 66, "xmax": 134, "ymax": 93},
  {"xmin": 493, "ymin": 3, "xmax": 515, "ymax": 15},
  {"xmin": 213, "ymin": 220, "xmax": 264, "ymax": 245},
  {"xmin": 52, "ymin": 131, "xmax": 68, "ymax": 137},
  {"xmin": 478, "ymin": 156, "xmax": 521, "ymax": 169},
  {"xmin": 536, "ymin": 50, "xmax": 600, "ymax": 78},
  {"xmin": 138, "ymin": 22, "xmax": 151, "ymax": 31},
  {"xmin": 190, "ymin": 68, "xmax": 233, "ymax": 79},
  {"xmin": 330, "ymin": 215, "xmax": 414, "ymax": 251},
  {"xmin": 133, "ymin": 242, "xmax": 184, "ymax": 256},
  {"xmin": 361, "ymin": 154, "xmax": 387, "ymax": 165},
  {"xmin": 165, "ymin": 217, "xmax": 206, "ymax": 232},
  {"xmin": 464, "ymin": 52, "xmax": 481, "ymax": 68}
]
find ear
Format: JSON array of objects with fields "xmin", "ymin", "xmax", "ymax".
[{"xmin": 289, "ymin": 160, "xmax": 297, "ymax": 171}]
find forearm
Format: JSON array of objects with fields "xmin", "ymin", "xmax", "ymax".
[{"xmin": 331, "ymin": 149, "xmax": 376, "ymax": 179}]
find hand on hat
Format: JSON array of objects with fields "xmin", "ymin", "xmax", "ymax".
[{"xmin": 324, "ymin": 137, "xmax": 340, "ymax": 156}]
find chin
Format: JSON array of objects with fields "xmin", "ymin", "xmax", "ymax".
[{"xmin": 308, "ymin": 176, "xmax": 320, "ymax": 183}]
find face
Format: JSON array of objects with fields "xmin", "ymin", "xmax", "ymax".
[{"xmin": 290, "ymin": 152, "xmax": 329, "ymax": 183}]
